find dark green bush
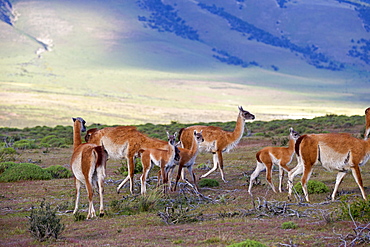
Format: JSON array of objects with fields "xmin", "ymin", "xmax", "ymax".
[
  {"xmin": 338, "ymin": 198, "xmax": 370, "ymax": 222},
  {"xmin": 0, "ymin": 161, "xmax": 18, "ymax": 174},
  {"xmin": 227, "ymin": 239, "xmax": 267, "ymax": 247},
  {"xmin": 0, "ymin": 163, "xmax": 52, "ymax": 182},
  {"xmin": 28, "ymin": 200, "xmax": 65, "ymax": 241},
  {"xmin": 293, "ymin": 180, "xmax": 329, "ymax": 194},
  {"xmin": 44, "ymin": 165, "xmax": 72, "ymax": 179},
  {"xmin": 199, "ymin": 178, "xmax": 219, "ymax": 188}
]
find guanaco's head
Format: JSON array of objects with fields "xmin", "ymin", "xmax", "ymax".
[
  {"xmin": 289, "ymin": 127, "xmax": 300, "ymax": 141},
  {"xmin": 72, "ymin": 117, "xmax": 86, "ymax": 132},
  {"xmin": 238, "ymin": 106, "xmax": 255, "ymax": 120},
  {"xmin": 85, "ymin": 128, "xmax": 99, "ymax": 142},
  {"xmin": 167, "ymin": 131, "xmax": 179, "ymax": 161},
  {"xmin": 193, "ymin": 130, "xmax": 204, "ymax": 144},
  {"xmin": 166, "ymin": 131, "xmax": 177, "ymax": 146}
]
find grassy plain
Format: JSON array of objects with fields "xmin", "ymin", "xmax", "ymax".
[{"xmin": 0, "ymin": 116, "xmax": 369, "ymax": 246}]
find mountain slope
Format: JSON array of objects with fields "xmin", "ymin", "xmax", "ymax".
[{"xmin": 0, "ymin": 0, "xmax": 369, "ymax": 128}]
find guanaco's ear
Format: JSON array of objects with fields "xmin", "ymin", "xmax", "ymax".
[
  {"xmin": 289, "ymin": 127, "xmax": 293, "ymax": 132},
  {"xmin": 238, "ymin": 106, "xmax": 244, "ymax": 112},
  {"xmin": 72, "ymin": 117, "xmax": 77, "ymax": 122}
]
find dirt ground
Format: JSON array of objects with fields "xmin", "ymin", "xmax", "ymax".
[{"xmin": 1, "ymin": 136, "xmax": 369, "ymax": 246}]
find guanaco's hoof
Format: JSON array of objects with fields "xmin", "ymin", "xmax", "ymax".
[{"xmin": 99, "ymin": 213, "xmax": 105, "ymax": 217}]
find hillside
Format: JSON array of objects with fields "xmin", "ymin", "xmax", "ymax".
[{"xmin": 0, "ymin": 0, "xmax": 369, "ymax": 128}]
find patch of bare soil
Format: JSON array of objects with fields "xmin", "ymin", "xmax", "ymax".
[{"xmin": 1, "ymin": 137, "xmax": 369, "ymax": 246}]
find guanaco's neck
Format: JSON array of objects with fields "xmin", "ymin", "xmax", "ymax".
[
  {"xmin": 230, "ymin": 112, "xmax": 245, "ymax": 142},
  {"xmin": 73, "ymin": 121, "xmax": 82, "ymax": 150},
  {"xmin": 287, "ymin": 138, "xmax": 296, "ymax": 155},
  {"xmin": 189, "ymin": 136, "xmax": 200, "ymax": 156}
]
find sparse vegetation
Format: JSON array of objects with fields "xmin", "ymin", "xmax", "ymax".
[
  {"xmin": 227, "ymin": 239, "xmax": 267, "ymax": 247},
  {"xmin": 28, "ymin": 200, "xmax": 65, "ymax": 242}
]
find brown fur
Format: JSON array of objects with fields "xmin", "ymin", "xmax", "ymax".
[
  {"xmin": 365, "ymin": 107, "xmax": 370, "ymax": 140},
  {"xmin": 170, "ymin": 130, "xmax": 204, "ymax": 192},
  {"xmin": 288, "ymin": 132, "xmax": 370, "ymax": 202},
  {"xmin": 178, "ymin": 106, "xmax": 255, "ymax": 182},
  {"xmin": 85, "ymin": 126, "xmax": 173, "ymax": 194},
  {"xmin": 139, "ymin": 132, "xmax": 177, "ymax": 194},
  {"xmin": 70, "ymin": 118, "xmax": 108, "ymax": 219},
  {"xmin": 249, "ymin": 128, "xmax": 300, "ymax": 194}
]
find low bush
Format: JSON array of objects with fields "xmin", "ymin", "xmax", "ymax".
[
  {"xmin": 338, "ymin": 198, "xmax": 370, "ymax": 222},
  {"xmin": 0, "ymin": 163, "xmax": 52, "ymax": 182},
  {"xmin": 293, "ymin": 180, "xmax": 329, "ymax": 194},
  {"xmin": 0, "ymin": 161, "xmax": 18, "ymax": 174},
  {"xmin": 44, "ymin": 165, "xmax": 72, "ymax": 179},
  {"xmin": 227, "ymin": 239, "xmax": 267, "ymax": 247},
  {"xmin": 0, "ymin": 147, "xmax": 18, "ymax": 162},
  {"xmin": 13, "ymin": 139, "xmax": 38, "ymax": 149},
  {"xmin": 157, "ymin": 205, "xmax": 201, "ymax": 225},
  {"xmin": 281, "ymin": 221, "xmax": 297, "ymax": 229},
  {"xmin": 199, "ymin": 178, "xmax": 219, "ymax": 188},
  {"xmin": 28, "ymin": 200, "xmax": 65, "ymax": 241}
]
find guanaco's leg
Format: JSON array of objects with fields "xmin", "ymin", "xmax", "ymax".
[
  {"xmin": 248, "ymin": 161, "xmax": 265, "ymax": 195},
  {"xmin": 73, "ymin": 178, "xmax": 81, "ymax": 215},
  {"xmin": 331, "ymin": 171, "xmax": 347, "ymax": 201},
  {"xmin": 351, "ymin": 166, "xmax": 366, "ymax": 200}
]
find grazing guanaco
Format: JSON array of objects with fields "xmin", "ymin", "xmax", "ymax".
[
  {"xmin": 85, "ymin": 126, "xmax": 177, "ymax": 194},
  {"xmin": 139, "ymin": 132, "xmax": 177, "ymax": 194},
  {"xmin": 248, "ymin": 127, "xmax": 300, "ymax": 195},
  {"xmin": 288, "ymin": 132, "xmax": 370, "ymax": 202},
  {"xmin": 70, "ymin": 117, "xmax": 108, "ymax": 219},
  {"xmin": 178, "ymin": 106, "xmax": 255, "ymax": 182}
]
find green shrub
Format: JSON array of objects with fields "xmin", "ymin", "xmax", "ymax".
[
  {"xmin": 44, "ymin": 165, "xmax": 72, "ymax": 179},
  {"xmin": 28, "ymin": 200, "xmax": 64, "ymax": 241},
  {"xmin": 227, "ymin": 239, "xmax": 267, "ymax": 247},
  {"xmin": 40, "ymin": 135, "xmax": 68, "ymax": 148},
  {"xmin": 338, "ymin": 198, "xmax": 370, "ymax": 222},
  {"xmin": 0, "ymin": 161, "xmax": 18, "ymax": 174},
  {"xmin": 281, "ymin": 221, "xmax": 297, "ymax": 229},
  {"xmin": 0, "ymin": 148, "xmax": 18, "ymax": 162},
  {"xmin": 293, "ymin": 180, "xmax": 329, "ymax": 194},
  {"xmin": 13, "ymin": 139, "xmax": 38, "ymax": 149},
  {"xmin": 199, "ymin": 178, "xmax": 219, "ymax": 188},
  {"xmin": 0, "ymin": 163, "xmax": 52, "ymax": 182}
]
